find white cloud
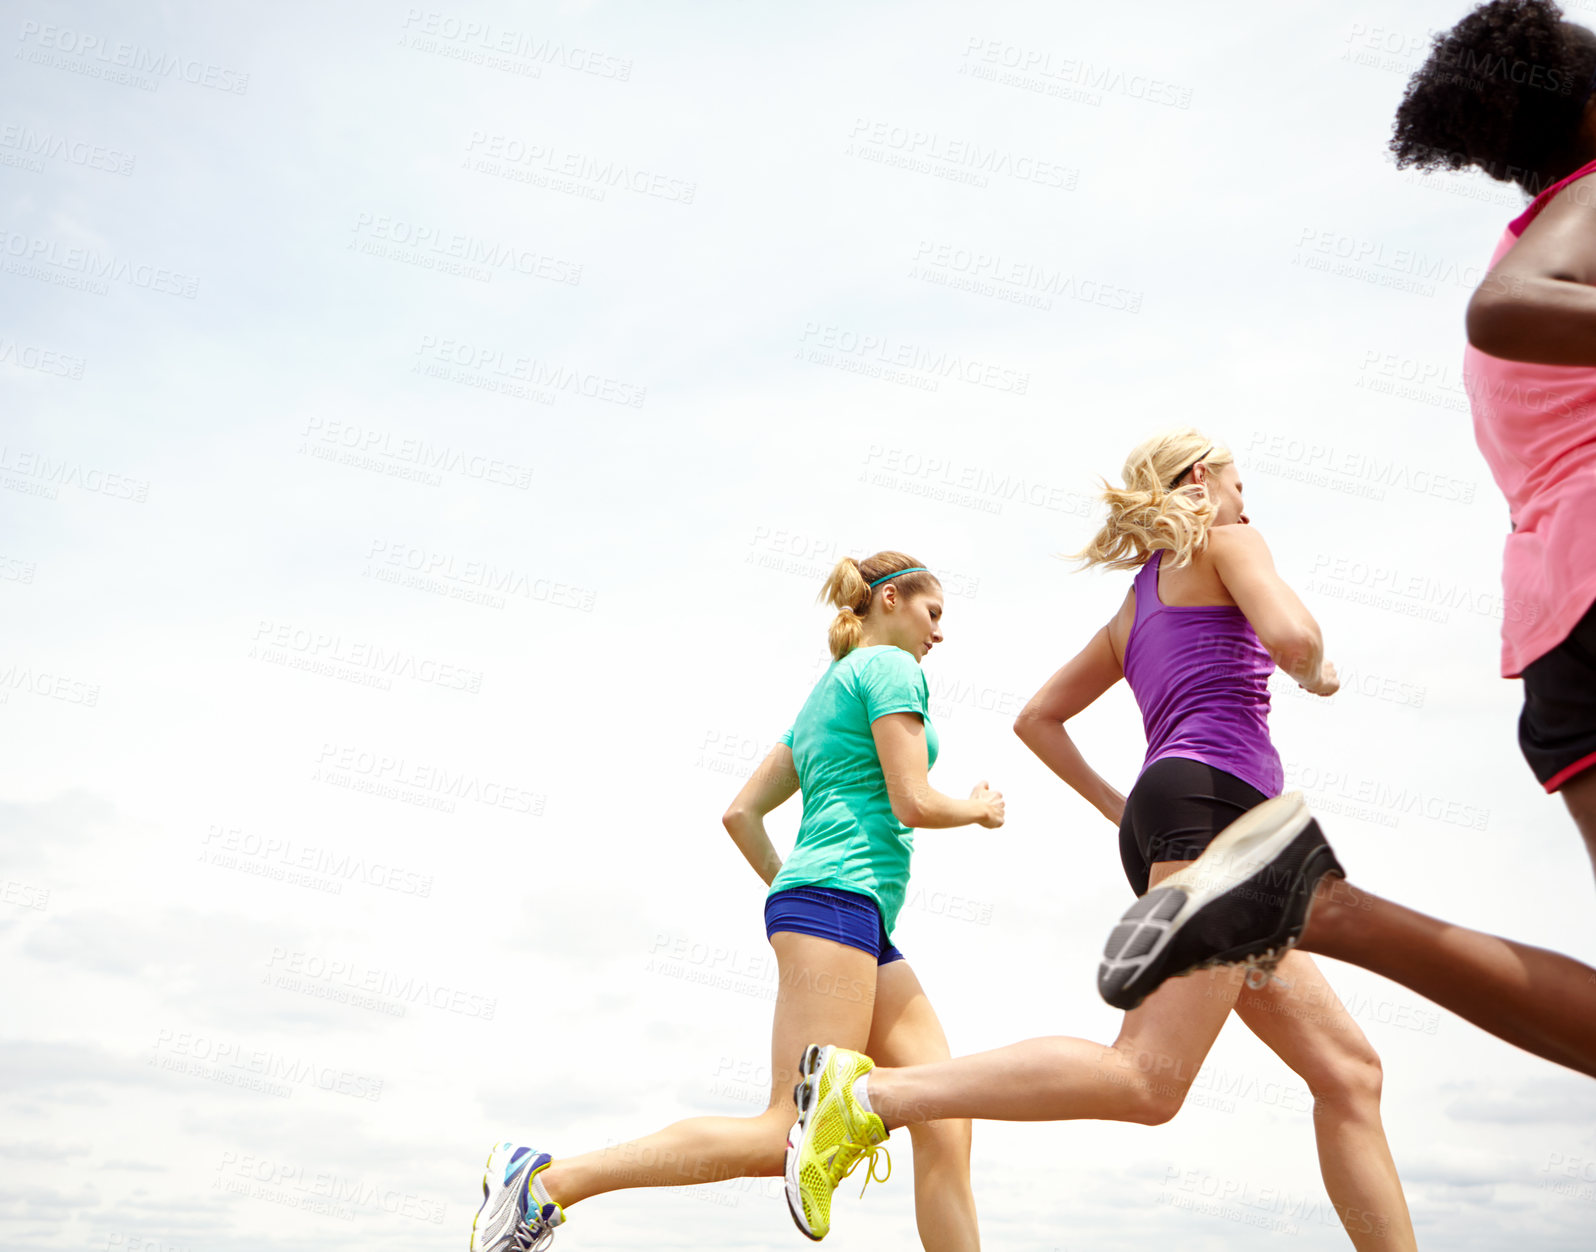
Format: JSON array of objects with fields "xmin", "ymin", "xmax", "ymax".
[{"xmin": 3, "ymin": 0, "xmax": 1594, "ymax": 1248}]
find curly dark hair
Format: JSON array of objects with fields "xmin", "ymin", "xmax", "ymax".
[{"xmin": 1390, "ymin": 0, "xmax": 1596, "ymax": 194}]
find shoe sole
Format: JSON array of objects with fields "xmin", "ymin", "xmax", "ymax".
[
  {"xmin": 1097, "ymin": 792, "xmax": 1340, "ymax": 1011},
  {"xmin": 784, "ymin": 1044, "xmax": 827, "ymax": 1241},
  {"xmin": 469, "ymin": 1144, "xmax": 497, "ymax": 1251}
]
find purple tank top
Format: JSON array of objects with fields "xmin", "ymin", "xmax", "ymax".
[{"xmin": 1122, "ymin": 550, "xmax": 1283, "ymax": 798}]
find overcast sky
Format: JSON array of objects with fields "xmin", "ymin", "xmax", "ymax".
[{"xmin": 4, "ymin": 0, "xmax": 1596, "ymax": 1249}]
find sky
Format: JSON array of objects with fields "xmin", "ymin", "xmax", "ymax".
[{"xmin": 4, "ymin": 0, "xmax": 1596, "ymax": 1249}]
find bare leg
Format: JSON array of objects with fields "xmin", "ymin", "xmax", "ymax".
[
  {"xmin": 1567, "ymin": 766, "xmax": 1596, "ymax": 884},
  {"xmin": 539, "ymin": 933, "xmax": 877, "ymax": 1206},
  {"xmin": 1300, "ymin": 770, "xmax": 1596, "ymax": 1078},
  {"xmin": 866, "ymin": 960, "xmax": 979, "ymax": 1252},
  {"xmin": 1234, "ymin": 951, "xmax": 1417, "ymax": 1251},
  {"xmin": 869, "ymin": 861, "xmax": 1242, "ymax": 1130}
]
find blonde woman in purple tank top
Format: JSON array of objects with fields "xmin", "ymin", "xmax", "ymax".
[
  {"xmin": 1096, "ymin": 0, "xmax": 1596, "ymax": 1084},
  {"xmin": 784, "ymin": 430, "xmax": 1418, "ymax": 1251}
]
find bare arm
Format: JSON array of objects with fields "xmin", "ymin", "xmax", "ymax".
[
  {"xmin": 1467, "ymin": 177, "xmax": 1596, "ymax": 365},
  {"xmin": 1208, "ymin": 525, "xmax": 1336, "ymax": 694},
  {"xmin": 873, "ymin": 712, "xmax": 1003, "ymax": 830},
  {"xmin": 722, "ymin": 745, "xmax": 800, "ymax": 886},
  {"xmin": 1013, "ymin": 624, "xmax": 1128, "ymax": 825}
]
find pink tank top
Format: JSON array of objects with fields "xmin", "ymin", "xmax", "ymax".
[
  {"xmin": 1122, "ymin": 550, "xmax": 1283, "ymax": 798},
  {"xmin": 1463, "ymin": 158, "xmax": 1596, "ymax": 676}
]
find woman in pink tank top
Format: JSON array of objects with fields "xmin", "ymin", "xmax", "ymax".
[{"xmin": 1094, "ymin": 0, "xmax": 1596, "ymax": 1082}]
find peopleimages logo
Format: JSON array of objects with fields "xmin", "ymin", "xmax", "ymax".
[
  {"xmin": 413, "ymin": 334, "xmax": 646, "ymax": 407},
  {"xmin": 0, "ymin": 446, "xmax": 149, "ymax": 502},
  {"xmin": 199, "ymin": 824, "xmax": 435, "ymax": 897},
  {"xmin": 349, "ymin": 212, "xmax": 582, "ymax": 285},
  {"xmin": 1289, "ymin": 224, "xmax": 1532, "ymax": 302},
  {"xmin": 150, "ymin": 1029, "xmax": 383, "ymax": 1101},
  {"xmin": 0, "ymin": 336, "xmax": 86, "ymax": 379},
  {"xmin": 312, "ymin": 743, "xmax": 547, "ymax": 818},
  {"xmin": 1244, "ymin": 432, "xmax": 1476, "ymax": 505},
  {"xmin": 847, "ymin": 117, "xmax": 1078, "ymax": 191},
  {"xmin": 1308, "ymin": 552, "xmax": 1537, "ymax": 626},
  {"xmin": 799, "ymin": 323, "xmax": 1030, "ymax": 394},
  {"xmin": 299, "ymin": 417, "xmax": 533, "ymax": 491},
  {"xmin": 250, "ymin": 619, "xmax": 484, "ymax": 693},
  {"xmin": 0, "ymin": 229, "xmax": 197, "ymax": 297},
  {"xmin": 463, "ymin": 132, "xmax": 694, "ymax": 203},
  {"xmin": 16, "ymin": 21, "xmax": 250, "ymax": 93},
  {"xmin": 910, "ymin": 239, "xmax": 1143, "ymax": 313},
  {"xmin": 265, "ymin": 948, "xmax": 496, "ymax": 1019},
  {"xmin": 0, "ymin": 124, "xmax": 136, "ymax": 175},
  {"xmin": 212, "ymin": 1152, "xmax": 448, "ymax": 1225},
  {"xmin": 399, "ymin": 9, "xmax": 633, "ymax": 80},
  {"xmin": 959, "ymin": 37, "xmax": 1195, "ymax": 109}
]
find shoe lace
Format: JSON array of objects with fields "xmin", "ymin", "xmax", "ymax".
[
  {"xmin": 838, "ymin": 1140, "xmax": 892, "ymax": 1199},
  {"xmin": 1240, "ymin": 947, "xmax": 1292, "ymax": 992},
  {"xmin": 510, "ymin": 1211, "xmax": 557, "ymax": 1252}
]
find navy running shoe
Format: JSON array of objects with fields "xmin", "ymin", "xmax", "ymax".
[
  {"xmin": 470, "ymin": 1142, "xmax": 565, "ymax": 1251},
  {"xmin": 1097, "ymin": 792, "xmax": 1345, "ymax": 1011}
]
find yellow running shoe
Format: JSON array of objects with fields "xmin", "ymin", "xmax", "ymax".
[{"xmin": 784, "ymin": 1044, "xmax": 891, "ymax": 1240}]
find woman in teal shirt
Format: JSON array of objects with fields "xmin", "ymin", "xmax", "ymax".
[{"xmin": 470, "ymin": 552, "xmax": 1004, "ymax": 1252}]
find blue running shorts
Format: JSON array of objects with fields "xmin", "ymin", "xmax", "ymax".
[{"xmin": 764, "ymin": 886, "xmax": 905, "ymax": 965}]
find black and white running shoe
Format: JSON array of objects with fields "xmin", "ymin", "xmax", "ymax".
[{"xmin": 1097, "ymin": 792, "xmax": 1345, "ymax": 1011}]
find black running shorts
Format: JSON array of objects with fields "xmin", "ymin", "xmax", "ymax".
[
  {"xmin": 1118, "ymin": 756, "xmax": 1269, "ymax": 897},
  {"xmin": 1519, "ymin": 599, "xmax": 1596, "ymax": 793}
]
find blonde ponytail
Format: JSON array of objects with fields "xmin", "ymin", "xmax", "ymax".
[
  {"xmin": 818, "ymin": 551, "xmax": 937, "ymax": 660},
  {"xmin": 1074, "ymin": 428, "xmax": 1233, "ymax": 572},
  {"xmin": 821, "ymin": 558, "xmax": 871, "ymax": 661}
]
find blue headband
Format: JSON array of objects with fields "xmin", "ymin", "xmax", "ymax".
[{"xmin": 868, "ymin": 567, "xmax": 928, "ymax": 588}]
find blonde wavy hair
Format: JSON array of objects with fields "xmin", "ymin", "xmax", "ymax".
[
  {"xmin": 819, "ymin": 551, "xmax": 938, "ymax": 661},
  {"xmin": 1074, "ymin": 428, "xmax": 1234, "ymax": 571}
]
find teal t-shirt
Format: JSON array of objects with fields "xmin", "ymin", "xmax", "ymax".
[{"xmin": 768, "ymin": 644, "xmax": 940, "ymax": 934}]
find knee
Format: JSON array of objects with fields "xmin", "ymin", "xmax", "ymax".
[
  {"xmin": 757, "ymin": 1106, "xmax": 793, "ymax": 1142},
  {"xmin": 759, "ymin": 1103, "xmax": 795, "ymax": 1133},
  {"xmin": 1126, "ymin": 1083, "xmax": 1186, "ymax": 1126},
  {"xmin": 1309, "ymin": 1046, "xmax": 1384, "ymax": 1113},
  {"xmin": 907, "ymin": 1117, "xmax": 972, "ymax": 1167},
  {"xmin": 1100, "ymin": 1048, "xmax": 1189, "ymax": 1125}
]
